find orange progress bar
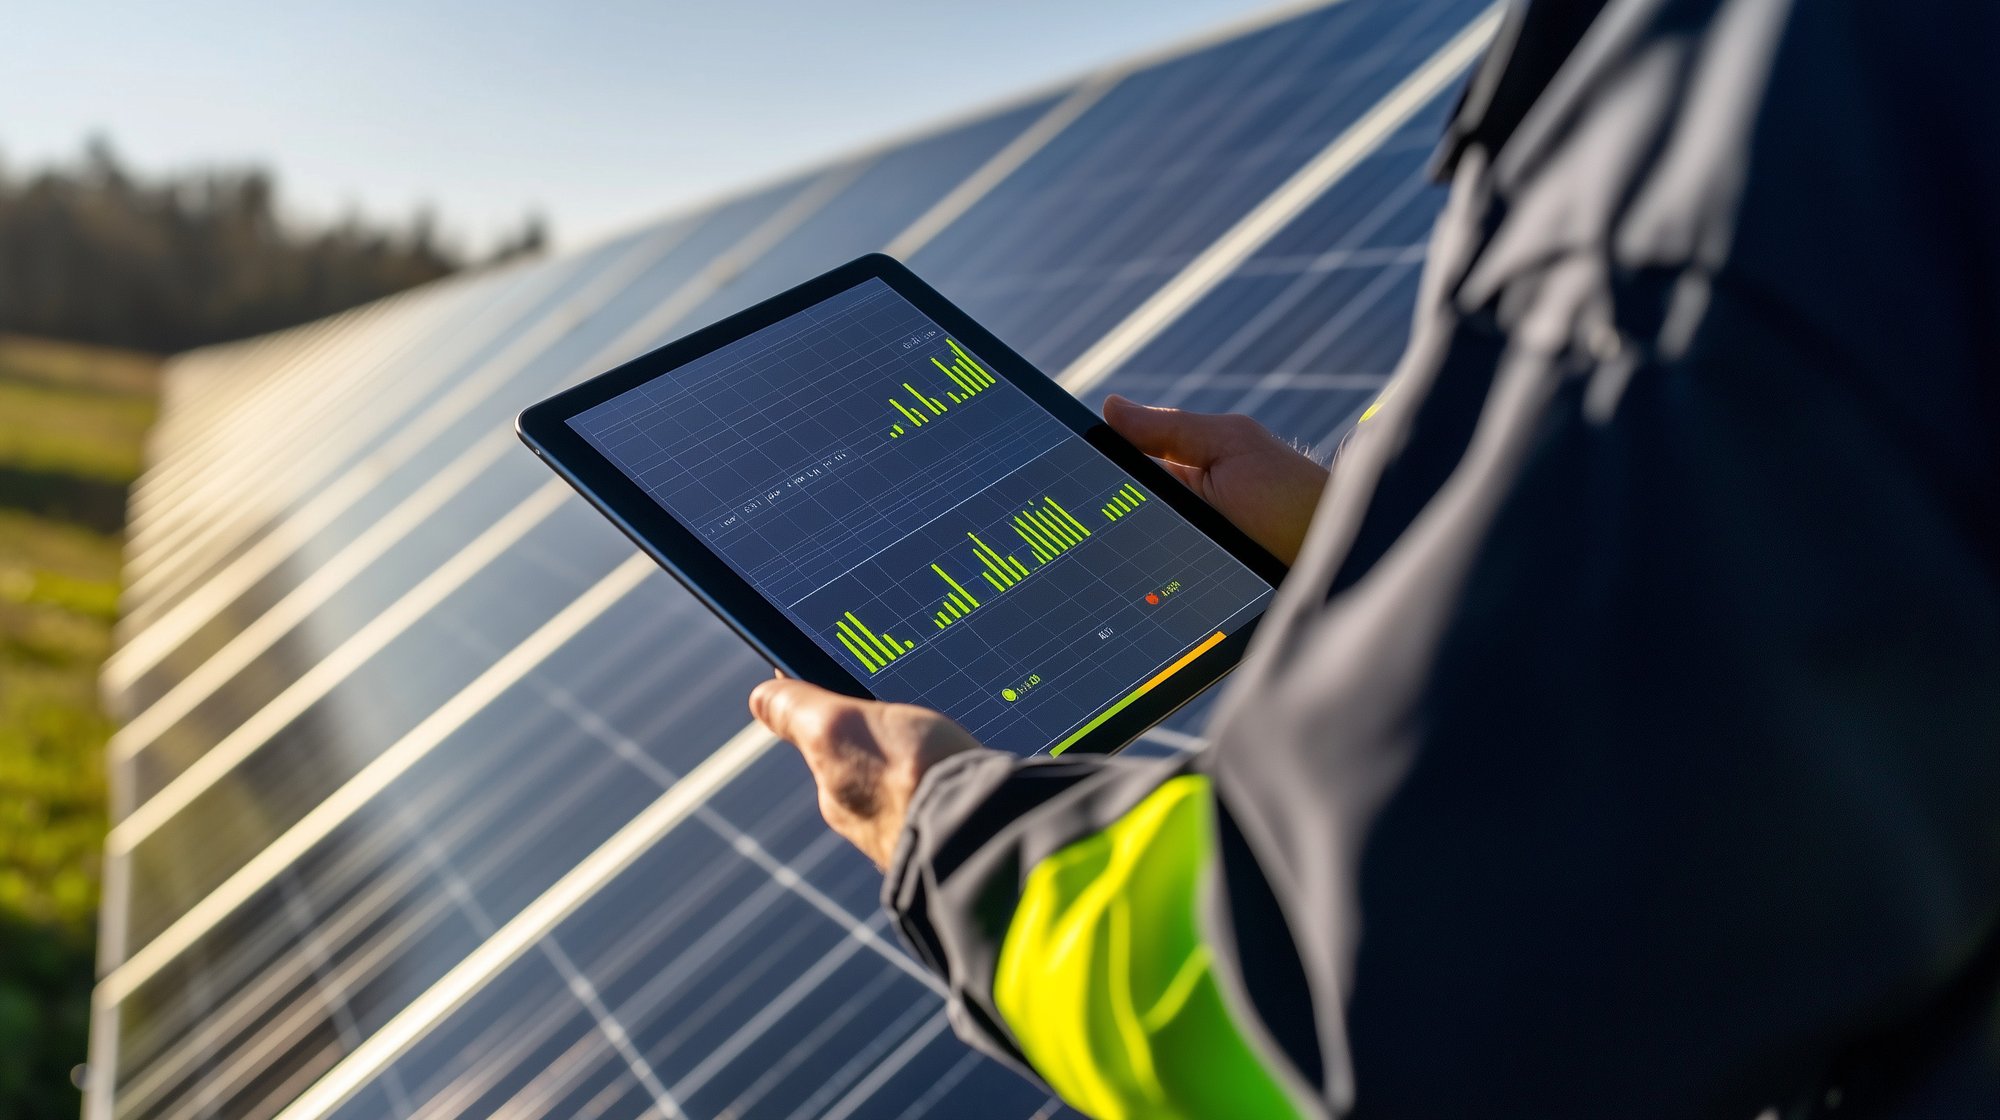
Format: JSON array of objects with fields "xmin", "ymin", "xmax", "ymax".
[{"xmin": 1048, "ymin": 630, "xmax": 1226, "ymax": 755}]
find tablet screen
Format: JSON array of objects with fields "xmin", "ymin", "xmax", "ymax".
[{"xmin": 568, "ymin": 277, "xmax": 1273, "ymax": 755}]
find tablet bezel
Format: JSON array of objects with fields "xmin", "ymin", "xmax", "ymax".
[{"xmin": 517, "ymin": 253, "xmax": 1288, "ymax": 756}]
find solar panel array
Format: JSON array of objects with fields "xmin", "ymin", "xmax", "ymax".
[{"xmin": 90, "ymin": 2, "xmax": 1499, "ymax": 1116}]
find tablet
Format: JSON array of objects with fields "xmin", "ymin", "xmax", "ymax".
[{"xmin": 518, "ymin": 255, "xmax": 1284, "ymax": 757}]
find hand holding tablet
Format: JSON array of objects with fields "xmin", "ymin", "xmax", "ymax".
[{"xmin": 518, "ymin": 255, "xmax": 1289, "ymax": 759}]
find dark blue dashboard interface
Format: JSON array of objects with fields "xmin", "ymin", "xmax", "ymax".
[{"xmin": 570, "ymin": 277, "xmax": 1272, "ymax": 755}]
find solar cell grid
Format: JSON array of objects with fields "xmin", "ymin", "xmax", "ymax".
[
  {"xmin": 105, "ymin": 180, "xmax": 818, "ymax": 717},
  {"xmin": 110, "ymin": 575, "xmax": 768, "ymax": 1118},
  {"xmin": 1086, "ymin": 86, "xmax": 1459, "ymax": 434},
  {"xmin": 329, "ymin": 751, "xmax": 1078, "ymax": 1120},
  {"xmin": 910, "ymin": 0, "xmax": 1485, "ymax": 374},
  {"xmin": 126, "ymin": 300, "xmax": 394, "ymax": 501},
  {"xmin": 125, "ymin": 269, "xmax": 491, "ymax": 522},
  {"xmin": 109, "ymin": 289, "xmax": 585, "ymax": 727},
  {"xmin": 120, "ymin": 498, "xmax": 653, "ymax": 949},
  {"xmin": 103, "ymin": 224, "xmax": 732, "ymax": 766},
  {"xmin": 118, "ymin": 259, "xmax": 571, "ymax": 633},
  {"xmin": 121, "ymin": 454, "xmax": 564, "ymax": 805},
  {"xmin": 652, "ymin": 93, "xmax": 1066, "ymax": 338},
  {"xmin": 280, "ymin": 261, "xmax": 640, "ymax": 483}
]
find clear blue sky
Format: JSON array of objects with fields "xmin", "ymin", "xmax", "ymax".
[{"xmin": 2, "ymin": 0, "xmax": 1274, "ymax": 253}]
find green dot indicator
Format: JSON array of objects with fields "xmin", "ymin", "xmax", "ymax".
[{"xmin": 1001, "ymin": 688, "xmax": 1019, "ymax": 702}]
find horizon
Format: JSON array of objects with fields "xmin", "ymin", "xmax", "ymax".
[{"xmin": 2, "ymin": 0, "xmax": 1278, "ymax": 254}]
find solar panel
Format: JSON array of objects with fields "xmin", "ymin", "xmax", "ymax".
[
  {"xmin": 116, "ymin": 255, "xmax": 598, "ymax": 648},
  {"xmin": 90, "ymin": 2, "xmax": 1501, "ymax": 1116},
  {"xmin": 107, "ymin": 201, "xmax": 789, "ymax": 719},
  {"xmin": 908, "ymin": 0, "xmax": 1482, "ymax": 373}
]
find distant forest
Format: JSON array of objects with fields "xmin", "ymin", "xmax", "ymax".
[{"xmin": 0, "ymin": 138, "xmax": 546, "ymax": 354}]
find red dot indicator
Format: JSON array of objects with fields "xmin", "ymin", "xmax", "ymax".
[{"xmin": 1144, "ymin": 593, "xmax": 1160, "ymax": 605}]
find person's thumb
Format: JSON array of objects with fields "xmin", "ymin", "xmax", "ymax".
[
  {"xmin": 750, "ymin": 676, "xmax": 848, "ymax": 755},
  {"xmin": 1103, "ymin": 394, "xmax": 1255, "ymax": 469}
]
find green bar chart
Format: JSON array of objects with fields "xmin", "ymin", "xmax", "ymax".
[
  {"xmin": 885, "ymin": 337, "xmax": 1000, "ymax": 439},
  {"xmin": 1014, "ymin": 495, "xmax": 1093, "ymax": 563},
  {"xmin": 1101, "ymin": 483, "xmax": 1148, "ymax": 521},
  {"xmin": 932, "ymin": 563, "xmax": 981, "ymax": 630},
  {"xmin": 841, "ymin": 489, "xmax": 1102, "ymax": 660},
  {"xmin": 848, "ymin": 519, "xmax": 1047, "ymax": 663},
  {"xmin": 833, "ymin": 610, "xmax": 914, "ymax": 674}
]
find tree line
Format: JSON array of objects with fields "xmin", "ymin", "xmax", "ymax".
[{"xmin": 0, "ymin": 138, "xmax": 545, "ymax": 354}]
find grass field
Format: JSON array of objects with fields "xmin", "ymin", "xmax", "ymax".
[{"xmin": 0, "ymin": 333, "xmax": 159, "ymax": 1118}]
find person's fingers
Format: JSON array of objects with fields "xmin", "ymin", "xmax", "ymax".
[
  {"xmin": 750, "ymin": 677, "xmax": 890, "ymax": 851},
  {"xmin": 1103, "ymin": 394, "xmax": 1264, "ymax": 469},
  {"xmin": 749, "ymin": 676, "xmax": 853, "ymax": 759}
]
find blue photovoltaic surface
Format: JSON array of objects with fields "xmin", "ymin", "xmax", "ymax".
[
  {"xmin": 1089, "ymin": 84, "xmax": 1460, "ymax": 439},
  {"xmin": 909, "ymin": 0, "xmax": 1484, "ymax": 374},
  {"xmin": 116, "ymin": 246, "xmax": 620, "ymax": 678}
]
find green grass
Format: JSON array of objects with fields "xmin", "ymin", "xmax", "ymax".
[{"xmin": 0, "ymin": 333, "xmax": 159, "ymax": 1117}]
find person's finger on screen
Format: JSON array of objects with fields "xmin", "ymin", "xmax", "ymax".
[{"xmin": 1103, "ymin": 394, "xmax": 1263, "ymax": 474}]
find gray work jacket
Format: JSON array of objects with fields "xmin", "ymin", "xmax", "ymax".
[{"xmin": 886, "ymin": 1, "xmax": 2000, "ymax": 1115}]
